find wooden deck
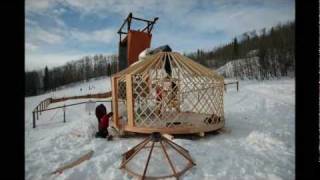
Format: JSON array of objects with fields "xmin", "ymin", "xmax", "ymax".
[{"xmin": 123, "ymin": 112, "xmax": 224, "ymax": 134}]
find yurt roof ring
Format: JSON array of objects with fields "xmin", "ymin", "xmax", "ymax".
[{"xmin": 115, "ymin": 53, "xmax": 163, "ymax": 81}]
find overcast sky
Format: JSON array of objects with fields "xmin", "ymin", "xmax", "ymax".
[{"xmin": 25, "ymin": 0, "xmax": 295, "ymax": 71}]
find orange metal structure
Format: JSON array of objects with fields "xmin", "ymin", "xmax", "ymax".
[
  {"xmin": 127, "ymin": 30, "xmax": 152, "ymax": 66},
  {"xmin": 117, "ymin": 13, "xmax": 158, "ymax": 71}
]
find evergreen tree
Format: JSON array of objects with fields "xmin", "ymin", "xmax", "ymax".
[
  {"xmin": 233, "ymin": 37, "xmax": 239, "ymax": 59},
  {"xmin": 43, "ymin": 66, "xmax": 49, "ymax": 91},
  {"xmin": 107, "ymin": 63, "xmax": 111, "ymax": 76}
]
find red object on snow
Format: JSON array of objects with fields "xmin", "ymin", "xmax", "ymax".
[
  {"xmin": 99, "ymin": 113, "xmax": 113, "ymax": 131},
  {"xmin": 156, "ymin": 86, "xmax": 162, "ymax": 101}
]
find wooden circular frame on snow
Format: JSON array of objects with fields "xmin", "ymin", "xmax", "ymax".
[
  {"xmin": 112, "ymin": 52, "xmax": 224, "ymax": 134},
  {"xmin": 120, "ymin": 132, "xmax": 196, "ymax": 179}
]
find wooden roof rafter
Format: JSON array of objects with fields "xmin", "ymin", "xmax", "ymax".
[{"xmin": 113, "ymin": 52, "xmax": 224, "ymax": 83}]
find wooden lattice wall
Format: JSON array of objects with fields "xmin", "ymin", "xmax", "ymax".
[{"xmin": 112, "ymin": 52, "xmax": 224, "ymax": 134}]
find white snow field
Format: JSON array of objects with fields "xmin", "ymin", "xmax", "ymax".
[{"xmin": 25, "ymin": 76, "xmax": 295, "ymax": 180}]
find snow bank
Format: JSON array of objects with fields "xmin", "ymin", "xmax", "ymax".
[
  {"xmin": 217, "ymin": 57, "xmax": 261, "ymax": 79},
  {"xmin": 216, "ymin": 57, "xmax": 294, "ymax": 80}
]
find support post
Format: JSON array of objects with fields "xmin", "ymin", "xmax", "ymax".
[
  {"xmin": 127, "ymin": 12, "xmax": 132, "ymax": 31},
  {"xmin": 112, "ymin": 77, "xmax": 119, "ymax": 129},
  {"xmin": 126, "ymin": 74, "xmax": 134, "ymax": 127},
  {"xmin": 237, "ymin": 81, "xmax": 239, "ymax": 92},
  {"xmin": 32, "ymin": 111, "xmax": 36, "ymax": 128},
  {"xmin": 224, "ymin": 84, "xmax": 227, "ymax": 92},
  {"xmin": 36, "ymin": 106, "xmax": 39, "ymax": 120},
  {"xmin": 40, "ymin": 103, "xmax": 42, "ymax": 115},
  {"xmin": 63, "ymin": 105, "xmax": 66, "ymax": 123}
]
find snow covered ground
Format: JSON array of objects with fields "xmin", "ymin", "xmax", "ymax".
[{"xmin": 25, "ymin": 76, "xmax": 295, "ymax": 180}]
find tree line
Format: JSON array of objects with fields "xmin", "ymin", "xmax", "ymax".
[
  {"xmin": 25, "ymin": 54, "xmax": 118, "ymax": 96},
  {"xmin": 26, "ymin": 21, "xmax": 295, "ymax": 96},
  {"xmin": 185, "ymin": 21, "xmax": 295, "ymax": 79}
]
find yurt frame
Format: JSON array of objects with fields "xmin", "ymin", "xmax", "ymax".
[
  {"xmin": 112, "ymin": 52, "xmax": 224, "ymax": 134},
  {"xmin": 120, "ymin": 132, "xmax": 196, "ymax": 179}
]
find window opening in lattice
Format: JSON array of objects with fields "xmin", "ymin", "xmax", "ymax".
[{"xmin": 117, "ymin": 79, "xmax": 127, "ymax": 127}]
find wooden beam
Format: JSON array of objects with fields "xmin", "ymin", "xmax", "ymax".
[
  {"xmin": 160, "ymin": 141, "xmax": 177, "ymax": 177},
  {"xmin": 123, "ymin": 123, "xmax": 224, "ymax": 134},
  {"xmin": 126, "ymin": 74, "xmax": 135, "ymax": 127},
  {"xmin": 112, "ymin": 76, "xmax": 120, "ymax": 129},
  {"xmin": 120, "ymin": 137, "xmax": 151, "ymax": 168},
  {"xmin": 118, "ymin": 53, "xmax": 161, "ymax": 82},
  {"xmin": 165, "ymin": 139, "xmax": 196, "ymax": 166},
  {"xmin": 162, "ymin": 133, "xmax": 174, "ymax": 140},
  {"xmin": 142, "ymin": 141, "xmax": 155, "ymax": 180},
  {"xmin": 50, "ymin": 150, "xmax": 94, "ymax": 175}
]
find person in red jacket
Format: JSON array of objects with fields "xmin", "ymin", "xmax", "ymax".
[
  {"xmin": 95, "ymin": 104, "xmax": 106, "ymax": 123},
  {"xmin": 95, "ymin": 104, "xmax": 113, "ymax": 139}
]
